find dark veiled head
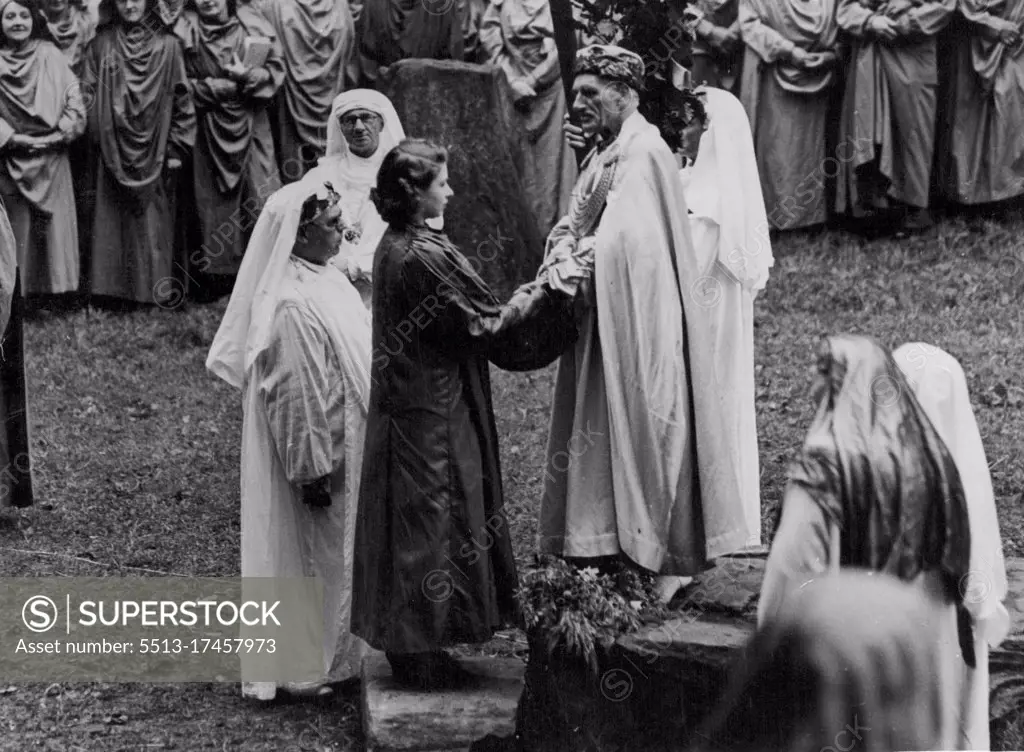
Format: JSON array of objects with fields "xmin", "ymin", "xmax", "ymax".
[
  {"xmin": 789, "ymin": 334, "xmax": 971, "ymax": 607},
  {"xmin": 0, "ymin": 0, "xmax": 56, "ymax": 46}
]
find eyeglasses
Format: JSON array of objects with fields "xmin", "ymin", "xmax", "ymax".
[{"xmin": 339, "ymin": 112, "xmax": 382, "ymax": 129}]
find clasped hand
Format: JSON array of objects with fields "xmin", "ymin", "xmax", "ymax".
[
  {"xmin": 223, "ymin": 54, "xmax": 271, "ymax": 94},
  {"xmin": 789, "ymin": 47, "xmax": 836, "ymax": 69},
  {"xmin": 996, "ymin": 19, "xmax": 1022, "ymax": 46},
  {"xmin": 7, "ymin": 133, "xmax": 59, "ymax": 155}
]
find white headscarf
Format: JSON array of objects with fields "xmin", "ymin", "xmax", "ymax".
[
  {"xmin": 893, "ymin": 342, "xmax": 1010, "ymax": 648},
  {"xmin": 682, "ymin": 87, "xmax": 774, "ymax": 293},
  {"xmin": 318, "ymin": 88, "xmax": 406, "ymax": 193},
  {"xmin": 205, "ymin": 180, "xmax": 371, "ymax": 403}
]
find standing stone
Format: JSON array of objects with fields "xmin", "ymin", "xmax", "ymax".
[{"xmin": 379, "ymin": 59, "xmax": 545, "ymax": 301}]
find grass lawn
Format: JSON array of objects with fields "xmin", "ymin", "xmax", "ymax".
[{"xmin": 1, "ymin": 213, "xmax": 1022, "ymax": 749}]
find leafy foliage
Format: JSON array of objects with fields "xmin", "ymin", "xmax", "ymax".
[
  {"xmin": 570, "ymin": 0, "xmax": 701, "ymax": 150},
  {"xmin": 516, "ymin": 555, "xmax": 669, "ymax": 675}
]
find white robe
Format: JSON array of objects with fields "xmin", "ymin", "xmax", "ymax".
[
  {"xmin": 240, "ymin": 257, "xmax": 373, "ymax": 699},
  {"xmin": 894, "ymin": 343, "xmax": 1011, "ymax": 751},
  {"xmin": 538, "ymin": 110, "xmax": 755, "ymax": 576},
  {"xmin": 679, "ymin": 86, "xmax": 774, "ymax": 547}
]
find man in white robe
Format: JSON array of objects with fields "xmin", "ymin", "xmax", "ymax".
[
  {"xmin": 303, "ymin": 89, "xmax": 405, "ymax": 308},
  {"xmin": 206, "ymin": 180, "xmax": 374, "ymax": 701},
  {"xmin": 679, "ymin": 85, "xmax": 774, "ymax": 549},
  {"xmin": 894, "ymin": 342, "xmax": 1011, "ymax": 750},
  {"xmin": 537, "ymin": 45, "xmax": 755, "ymax": 602}
]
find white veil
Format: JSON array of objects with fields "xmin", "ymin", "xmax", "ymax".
[
  {"xmin": 893, "ymin": 342, "xmax": 1010, "ymax": 647},
  {"xmin": 205, "ymin": 180, "xmax": 370, "ymax": 404},
  {"xmin": 683, "ymin": 87, "xmax": 774, "ymax": 293}
]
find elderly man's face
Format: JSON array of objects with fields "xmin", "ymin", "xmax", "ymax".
[
  {"xmin": 340, "ymin": 109, "xmax": 384, "ymax": 159},
  {"xmin": 571, "ymin": 73, "xmax": 632, "ymax": 138}
]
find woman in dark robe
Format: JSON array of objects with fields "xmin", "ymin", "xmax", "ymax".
[
  {"xmin": 0, "ymin": 0, "xmax": 84, "ymax": 297},
  {"xmin": 251, "ymin": 0, "xmax": 355, "ymax": 184},
  {"xmin": 81, "ymin": 0, "xmax": 196, "ymax": 306},
  {"xmin": 0, "ymin": 196, "xmax": 31, "ymax": 509},
  {"xmin": 174, "ymin": 0, "xmax": 282, "ymax": 297},
  {"xmin": 351, "ymin": 139, "xmax": 577, "ymax": 690}
]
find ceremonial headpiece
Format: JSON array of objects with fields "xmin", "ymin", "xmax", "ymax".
[{"xmin": 574, "ymin": 44, "xmax": 645, "ymax": 91}]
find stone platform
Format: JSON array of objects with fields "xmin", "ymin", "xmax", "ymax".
[
  {"xmin": 364, "ymin": 555, "xmax": 1024, "ymax": 751},
  {"xmin": 362, "ymin": 654, "xmax": 525, "ymax": 752}
]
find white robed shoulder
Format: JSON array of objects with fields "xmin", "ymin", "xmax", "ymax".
[
  {"xmin": 206, "ymin": 181, "xmax": 374, "ymax": 700},
  {"xmin": 894, "ymin": 342, "xmax": 1011, "ymax": 750},
  {"xmin": 680, "ymin": 86, "xmax": 774, "ymax": 547},
  {"xmin": 539, "ymin": 109, "xmax": 758, "ymax": 577}
]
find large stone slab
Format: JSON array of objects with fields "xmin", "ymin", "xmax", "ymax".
[
  {"xmin": 379, "ymin": 59, "xmax": 545, "ymax": 301},
  {"xmin": 501, "ymin": 554, "xmax": 1024, "ymax": 751},
  {"xmin": 363, "ymin": 653, "xmax": 526, "ymax": 752}
]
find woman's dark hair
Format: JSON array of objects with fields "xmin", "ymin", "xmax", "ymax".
[
  {"xmin": 370, "ymin": 138, "xmax": 447, "ymax": 227},
  {"xmin": 0, "ymin": 0, "xmax": 56, "ymax": 45}
]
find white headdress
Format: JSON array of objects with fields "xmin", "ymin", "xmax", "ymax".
[
  {"xmin": 206, "ymin": 180, "xmax": 369, "ymax": 403},
  {"xmin": 683, "ymin": 87, "xmax": 774, "ymax": 292},
  {"xmin": 893, "ymin": 342, "xmax": 1010, "ymax": 647}
]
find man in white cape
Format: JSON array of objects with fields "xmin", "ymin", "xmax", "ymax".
[
  {"xmin": 303, "ymin": 89, "xmax": 406, "ymax": 308},
  {"xmin": 679, "ymin": 85, "xmax": 774, "ymax": 550},
  {"xmin": 894, "ymin": 342, "xmax": 1011, "ymax": 750},
  {"xmin": 206, "ymin": 180, "xmax": 374, "ymax": 701},
  {"xmin": 537, "ymin": 45, "xmax": 756, "ymax": 602}
]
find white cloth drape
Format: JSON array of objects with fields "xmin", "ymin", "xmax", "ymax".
[
  {"xmin": 539, "ymin": 109, "xmax": 755, "ymax": 574},
  {"xmin": 894, "ymin": 342, "xmax": 1010, "ymax": 750},
  {"xmin": 205, "ymin": 182, "xmax": 374, "ymax": 700},
  {"xmin": 679, "ymin": 86, "xmax": 773, "ymax": 547}
]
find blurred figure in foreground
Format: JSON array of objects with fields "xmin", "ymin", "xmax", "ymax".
[
  {"xmin": 757, "ymin": 334, "xmax": 974, "ymax": 746},
  {"xmin": 693, "ymin": 571, "xmax": 961, "ymax": 752},
  {"xmin": 895, "ymin": 342, "xmax": 1011, "ymax": 750}
]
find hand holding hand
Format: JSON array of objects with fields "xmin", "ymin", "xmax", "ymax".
[
  {"xmin": 789, "ymin": 46, "xmax": 813, "ymax": 68},
  {"xmin": 868, "ymin": 15, "xmax": 898, "ymax": 41}
]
